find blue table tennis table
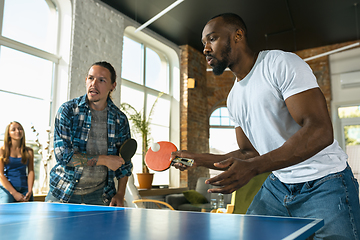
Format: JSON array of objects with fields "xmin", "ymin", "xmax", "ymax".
[{"xmin": 1, "ymin": 202, "xmax": 323, "ymax": 240}]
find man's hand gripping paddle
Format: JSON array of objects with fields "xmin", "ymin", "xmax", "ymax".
[{"xmin": 145, "ymin": 141, "xmax": 194, "ymax": 171}]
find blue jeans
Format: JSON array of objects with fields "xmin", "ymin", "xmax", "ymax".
[
  {"xmin": 247, "ymin": 164, "xmax": 360, "ymax": 240},
  {"xmin": 0, "ymin": 186, "xmax": 33, "ymax": 203},
  {"xmin": 45, "ymin": 188, "xmax": 109, "ymax": 206}
]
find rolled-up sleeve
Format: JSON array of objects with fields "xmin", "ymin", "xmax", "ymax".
[{"xmin": 114, "ymin": 161, "xmax": 133, "ymax": 179}]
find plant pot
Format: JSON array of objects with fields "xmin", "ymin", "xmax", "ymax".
[{"xmin": 137, "ymin": 173, "xmax": 154, "ymax": 189}]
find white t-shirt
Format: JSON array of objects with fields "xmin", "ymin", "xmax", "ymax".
[{"xmin": 227, "ymin": 50, "xmax": 347, "ymax": 184}]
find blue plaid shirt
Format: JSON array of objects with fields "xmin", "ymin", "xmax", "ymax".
[{"xmin": 49, "ymin": 94, "xmax": 132, "ymax": 203}]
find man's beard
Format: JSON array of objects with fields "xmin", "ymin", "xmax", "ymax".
[
  {"xmin": 212, "ymin": 38, "xmax": 231, "ymax": 76},
  {"xmin": 87, "ymin": 93, "xmax": 101, "ymax": 103}
]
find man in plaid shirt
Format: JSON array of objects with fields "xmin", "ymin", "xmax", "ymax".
[{"xmin": 45, "ymin": 61, "xmax": 132, "ymax": 206}]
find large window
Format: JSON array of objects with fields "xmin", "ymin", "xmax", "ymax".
[
  {"xmin": 209, "ymin": 107, "xmax": 238, "ymax": 178},
  {"xmin": 121, "ymin": 33, "xmax": 178, "ymax": 187},
  {"xmin": 338, "ymin": 105, "xmax": 360, "ymax": 185},
  {"xmin": 0, "ymin": 0, "xmax": 71, "ymax": 194},
  {"xmin": 122, "ymin": 36, "xmax": 169, "ymax": 93}
]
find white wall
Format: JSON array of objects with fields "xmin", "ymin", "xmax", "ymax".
[
  {"xmin": 330, "ymin": 47, "xmax": 360, "ymax": 103},
  {"xmin": 330, "ymin": 47, "xmax": 360, "ymax": 145}
]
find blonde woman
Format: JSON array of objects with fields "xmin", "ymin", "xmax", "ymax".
[{"xmin": 0, "ymin": 121, "xmax": 34, "ymax": 203}]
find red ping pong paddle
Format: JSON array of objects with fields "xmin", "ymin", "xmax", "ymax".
[
  {"xmin": 119, "ymin": 138, "xmax": 137, "ymax": 163},
  {"xmin": 145, "ymin": 141, "xmax": 194, "ymax": 171}
]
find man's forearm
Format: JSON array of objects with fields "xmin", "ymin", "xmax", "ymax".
[
  {"xmin": 196, "ymin": 148, "xmax": 259, "ymax": 170},
  {"xmin": 117, "ymin": 176, "xmax": 128, "ymax": 197},
  {"xmin": 66, "ymin": 153, "xmax": 99, "ymax": 167},
  {"xmin": 250, "ymin": 123, "xmax": 333, "ymax": 176},
  {"xmin": 226, "ymin": 148, "xmax": 260, "ymax": 160}
]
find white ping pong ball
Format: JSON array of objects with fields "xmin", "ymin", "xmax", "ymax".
[{"xmin": 151, "ymin": 142, "xmax": 160, "ymax": 152}]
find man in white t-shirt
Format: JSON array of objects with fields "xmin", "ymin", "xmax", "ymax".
[{"xmin": 171, "ymin": 13, "xmax": 360, "ymax": 239}]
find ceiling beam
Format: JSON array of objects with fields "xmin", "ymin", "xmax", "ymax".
[
  {"xmin": 303, "ymin": 42, "xmax": 360, "ymax": 62},
  {"xmin": 135, "ymin": 0, "xmax": 184, "ymax": 33}
]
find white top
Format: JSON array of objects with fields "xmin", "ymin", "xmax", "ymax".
[{"xmin": 227, "ymin": 50, "xmax": 347, "ymax": 183}]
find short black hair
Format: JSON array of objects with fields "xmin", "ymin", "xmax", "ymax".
[
  {"xmin": 91, "ymin": 61, "xmax": 117, "ymax": 84},
  {"xmin": 210, "ymin": 13, "xmax": 247, "ymax": 37}
]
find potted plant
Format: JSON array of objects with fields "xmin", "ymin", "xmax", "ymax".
[{"xmin": 120, "ymin": 92, "xmax": 163, "ymax": 188}]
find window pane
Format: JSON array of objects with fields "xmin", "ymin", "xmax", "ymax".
[
  {"xmin": 145, "ymin": 47, "xmax": 167, "ymax": 93},
  {"xmin": 212, "ymin": 108, "xmax": 220, "ymax": 117},
  {"xmin": 149, "ymin": 125, "xmax": 170, "ymax": 143},
  {"xmin": 0, "ymin": 91, "xmax": 51, "ymax": 141},
  {"xmin": 223, "ymin": 118, "xmax": 231, "ymax": 126},
  {"xmin": 121, "ymin": 85, "xmax": 144, "ymax": 111},
  {"xmin": 210, "ymin": 117, "xmax": 221, "ymax": 126},
  {"xmin": 209, "ymin": 128, "xmax": 238, "ymax": 154},
  {"xmin": 121, "ymin": 37, "xmax": 143, "ymax": 84},
  {"xmin": 146, "ymin": 94, "xmax": 170, "ymax": 127},
  {"xmin": 0, "ymin": 46, "xmax": 53, "ymax": 100},
  {"xmin": 343, "ymin": 124, "xmax": 360, "ymax": 193},
  {"xmin": 209, "ymin": 128, "xmax": 238, "ymax": 178},
  {"xmin": 338, "ymin": 106, "xmax": 360, "ymax": 118},
  {"xmin": 210, "ymin": 107, "xmax": 234, "ymax": 126},
  {"xmin": 120, "ymin": 85, "xmax": 144, "ymax": 153},
  {"xmin": 120, "ymin": 85, "xmax": 145, "ymax": 185},
  {"xmin": 2, "ymin": 0, "xmax": 57, "ymax": 53},
  {"xmin": 220, "ymin": 107, "xmax": 230, "ymax": 117},
  {"xmin": 344, "ymin": 125, "xmax": 360, "ymax": 146}
]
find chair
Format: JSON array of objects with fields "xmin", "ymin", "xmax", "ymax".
[
  {"xmin": 231, "ymin": 172, "xmax": 270, "ymax": 214},
  {"xmin": 124, "ymin": 174, "xmax": 174, "ymax": 210},
  {"xmin": 132, "ymin": 199, "xmax": 174, "ymax": 210}
]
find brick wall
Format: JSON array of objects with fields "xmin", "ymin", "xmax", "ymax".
[
  {"xmin": 179, "ymin": 45, "xmax": 209, "ymax": 189},
  {"xmin": 207, "ymin": 70, "xmax": 236, "ymax": 111}
]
